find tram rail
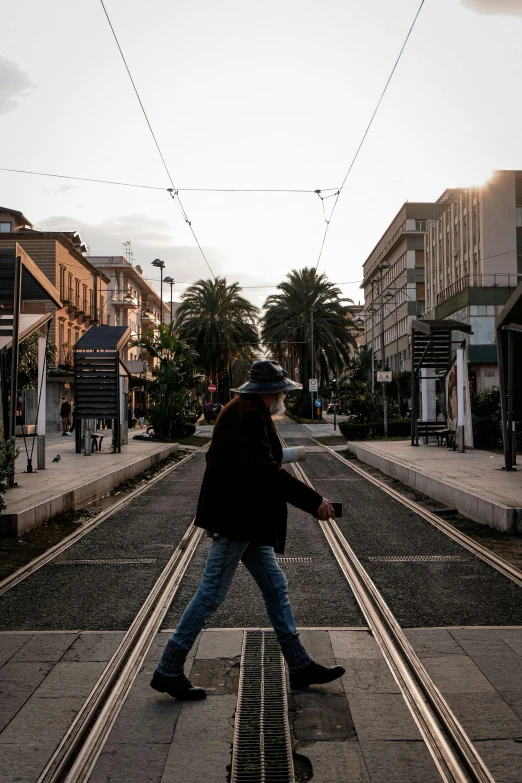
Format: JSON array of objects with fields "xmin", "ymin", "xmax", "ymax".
[
  {"xmin": 278, "ymin": 425, "xmax": 496, "ymax": 783},
  {"xmin": 36, "ymin": 521, "xmax": 203, "ymax": 783},
  {"xmin": 4, "ymin": 422, "xmax": 516, "ymax": 782},
  {"xmin": 0, "ymin": 445, "xmax": 207, "ymax": 597},
  {"xmin": 310, "ymin": 436, "xmax": 522, "ymax": 590}
]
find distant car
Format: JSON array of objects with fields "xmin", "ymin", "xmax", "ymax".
[{"xmin": 326, "ymin": 403, "xmax": 342, "ymax": 415}]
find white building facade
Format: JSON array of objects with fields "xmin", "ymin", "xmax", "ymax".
[
  {"xmin": 425, "ymin": 170, "xmax": 522, "ymax": 390},
  {"xmin": 88, "ymin": 256, "xmax": 171, "ymax": 372}
]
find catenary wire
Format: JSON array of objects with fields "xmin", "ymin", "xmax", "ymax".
[
  {"xmin": 315, "ymin": 0, "xmax": 426, "ymax": 271},
  {"xmin": 0, "ymin": 165, "xmax": 344, "ymax": 194},
  {"xmin": 98, "ymin": 0, "xmax": 216, "ymax": 280}
]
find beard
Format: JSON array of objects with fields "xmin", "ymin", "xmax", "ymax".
[{"xmin": 269, "ymin": 394, "xmax": 286, "ymax": 416}]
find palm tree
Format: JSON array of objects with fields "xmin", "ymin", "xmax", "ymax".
[
  {"xmin": 260, "ymin": 267, "xmax": 357, "ymax": 387},
  {"xmin": 175, "ymin": 277, "xmax": 259, "ymax": 401}
]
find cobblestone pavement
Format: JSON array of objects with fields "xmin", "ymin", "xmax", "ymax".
[{"xmin": 2, "ymin": 628, "xmax": 522, "ymax": 783}]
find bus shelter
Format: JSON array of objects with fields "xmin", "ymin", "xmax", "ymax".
[
  {"xmin": 411, "ymin": 319, "xmax": 473, "ymax": 450},
  {"xmin": 496, "ymin": 282, "xmax": 522, "ymax": 471},
  {"xmin": 74, "ymin": 326, "xmax": 131, "ymax": 454},
  {"xmin": 0, "ymin": 247, "xmax": 62, "ymax": 471}
]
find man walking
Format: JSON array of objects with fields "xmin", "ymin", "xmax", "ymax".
[
  {"xmin": 60, "ymin": 396, "xmax": 71, "ymax": 435},
  {"xmin": 152, "ymin": 360, "xmax": 344, "ymax": 701}
]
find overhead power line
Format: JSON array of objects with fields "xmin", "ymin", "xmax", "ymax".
[
  {"xmin": 0, "ymin": 165, "xmax": 344, "ymax": 194},
  {"xmin": 98, "ymin": 0, "xmax": 216, "ymax": 279},
  {"xmin": 315, "ymin": 0, "xmax": 426, "ymax": 271},
  {"xmin": 0, "ymin": 167, "xmax": 167, "ymax": 191}
]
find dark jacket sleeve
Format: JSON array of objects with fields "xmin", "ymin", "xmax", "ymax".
[{"xmin": 239, "ymin": 410, "xmax": 322, "ymax": 516}]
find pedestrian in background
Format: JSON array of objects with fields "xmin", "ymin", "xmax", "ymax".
[
  {"xmin": 60, "ymin": 396, "xmax": 71, "ymax": 435},
  {"xmin": 151, "ymin": 360, "xmax": 344, "ymax": 701}
]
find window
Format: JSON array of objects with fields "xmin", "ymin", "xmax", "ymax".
[
  {"xmin": 0, "ymin": 222, "xmax": 11, "ymax": 233},
  {"xmin": 415, "ymin": 220, "xmax": 427, "ymax": 232}
]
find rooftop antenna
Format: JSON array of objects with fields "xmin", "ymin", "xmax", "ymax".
[{"xmin": 122, "ymin": 240, "xmax": 133, "ymax": 264}]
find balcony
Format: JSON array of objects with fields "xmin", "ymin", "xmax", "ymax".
[
  {"xmin": 436, "ymin": 273, "xmax": 521, "ymax": 307},
  {"xmin": 112, "ymin": 293, "xmax": 139, "ymax": 308},
  {"xmin": 141, "ymin": 309, "xmax": 160, "ymax": 327}
]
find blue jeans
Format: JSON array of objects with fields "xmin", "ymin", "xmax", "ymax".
[{"xmin": 171, "ymin": 535, "xmax": 298, "ymax": 651}]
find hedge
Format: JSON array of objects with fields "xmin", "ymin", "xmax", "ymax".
[{"xmin": 339, "ymin": 419, "xmax": 411, "ymax": 441}]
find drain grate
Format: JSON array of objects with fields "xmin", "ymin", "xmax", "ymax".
[
  {"xmin": 368, "ymin": 555, "xmax": 470, "ymax": 563},
  {"xmin": 231, "ymin": 631, "xmax": 294, "ymax": 783},
  {"xmin": 277, "ymin": 557, "xmax": 312, "ymax": 563},
  {"xmin": 52, "ymin": 558, "xmax": 157, "ymax": 566}
]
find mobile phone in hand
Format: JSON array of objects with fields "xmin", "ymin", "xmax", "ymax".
[{"xmin": 331, "ymin": 502, "xmax": 342, "ymax": 518}]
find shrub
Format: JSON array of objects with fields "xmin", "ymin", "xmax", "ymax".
[
  {"xmin": 339, "ymin": 419, "xmax": 411, "ymax": 441},
  {"xmin": 387, "ymin": 419, "xmax": 412, "ymax": 437},
  {"xmin": 472, "ymin": 416, "xmax": 503, "ymax": 450},
  {"xmin": 0, "ymin": 438, "xmax": 19, "ymax": 514}
]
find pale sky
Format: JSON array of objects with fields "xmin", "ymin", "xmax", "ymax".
[{"xmin": 1, "ymin": 0, "xmax": 522, "ymax": 310}]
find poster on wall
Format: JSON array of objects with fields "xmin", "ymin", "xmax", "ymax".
[{"xmin": 445, "ymin": 346, "xmax": 474, "ymax": 448}]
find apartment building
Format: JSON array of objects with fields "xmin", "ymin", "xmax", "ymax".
[
  {"xmin": 87, "ymin": 256, "xmax": 171, "ymax": 372},
  {"xmin": 425, "ymin": 170, "xmax": 522, "ymax": 389},
  {"xmin": 0, "ymin": 206, "xmax": 109, "ymax": 427},
  {"xmin": 361, "ymin": 202, "xmax": 437, "ymax": 374}
]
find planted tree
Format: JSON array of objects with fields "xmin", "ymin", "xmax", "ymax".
[
  {"xmin": 260, "ymin": 267, "xmax": 357, "ymax": 388},
  {"xmin": 175, "ymin": 278, "xmax": 259, "ymax": 401},
  {"xmin": 133, "ymin": 326, "xmax": 201, "ymax": 439}
]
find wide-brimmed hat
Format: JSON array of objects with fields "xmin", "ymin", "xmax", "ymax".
[{"xmin": 232, "ymin": 360, "xmax": 303, "ymax": 394}]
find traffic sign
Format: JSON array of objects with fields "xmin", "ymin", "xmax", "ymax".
[
  {"xmin": 314, "ymin": 398, "xmax": 322, "ymax": 408},
  {"xmin": 208, "ymin": 383, "xmax": 217, "ymax": 393},
  {"xmin": 309, "ymin": 378, "xmax": 318, "ymax": 392},
  {"xmin": 376, "ymin": 371, "xmax": 392, "ymax": 382}
]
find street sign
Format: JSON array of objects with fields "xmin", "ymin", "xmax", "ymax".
[
  {"xmin": 309, "ymin": 378, "xmax": 318, "ymax": 392},
  {"xmin": 208, "ymin": 383, "xmax": 217, "ymax": 393},
  {"xmin": 376, "ymin": 371, "xmax": 392, "ymax": 382},
  {"xmin": 315, "ymin": 398, "xmax": 322, "ymax": 408}
]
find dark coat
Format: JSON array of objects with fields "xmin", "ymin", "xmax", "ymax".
[{"xmin": 195, "ymin": 394, "xmax": 322, "ymax": 553}]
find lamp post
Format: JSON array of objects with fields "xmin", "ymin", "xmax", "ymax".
[
  {"xmin": 163, "ymin": 276, "xmax": 174, "ymax": 324},
  {"xmin": 151, "ymin": 259, "xmax": 166, "ymax": 324}
]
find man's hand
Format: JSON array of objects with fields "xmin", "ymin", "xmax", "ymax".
[{"xmin": 317, "ymin": 498, "xmax": 335, "ymax": 520}]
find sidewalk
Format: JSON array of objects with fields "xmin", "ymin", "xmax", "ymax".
[
  {"xmin": 345, "ymin": 440, "xmax": 522, "ymax": 533},
  {"xmin": 1, "ymin": 627, "xmax": 521, "ymax": 782},
  {"xmin": 1, "ymin": 430, "xmax": 181, "ymax": 537}
]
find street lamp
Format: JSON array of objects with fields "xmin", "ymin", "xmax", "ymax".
[
  {"xmin": 376, "ymin": 261, "xmax": 391, "ymax": 436},
  {"xmin": 151, "ymin": 258, "xmax": 166, "ymax": 324},
  {"xmin": 163, "ymin": 276, "xmax": 174, "ymax": 324}
]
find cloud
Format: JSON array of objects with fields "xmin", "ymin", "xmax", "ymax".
[
  {"xmin": 36, "ymin": 212, "xmax": 229, "ymax": 285},
  {"xmin": 461, "ymin": 0, "xmax": 522, "ymax": 15},
  {"xmin": 35, "ymin": 212, "xmax": 275, "ymax": 309},
  {"xmin": 0, "ymin": 57, "xmax": 35, "ymax": 114}
]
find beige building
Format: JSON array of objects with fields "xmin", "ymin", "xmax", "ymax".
[
  {"xmin": 425, "ymin": 170, "xmax": 522, "ymax": 389},
  {"xmin": 361, "ymin": 202, "xmax": 437, "ymax": 374},
  {"xmin": 0, "ymin": 207, "xmax": 109, "ymax": 427}
]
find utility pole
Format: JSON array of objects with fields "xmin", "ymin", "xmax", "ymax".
[
  {"xmin": 371, "ymin": 281, "xmax": 375, "ymax": 394},
  {"xmin": 310, "ymin": 303, "xmax": 315, "ymax": 419},
  {"xmin": 380, "ymin": 278, "xmax": 388, "ymax": 437}
]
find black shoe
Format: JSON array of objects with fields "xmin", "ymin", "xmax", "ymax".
[
  {"xmin": 289, "ymin": 661, "xmax": 345, "ymax": 690},
  {"xmin": 150, "ymin": 670, "xmax": 206, "ymax": 700}
]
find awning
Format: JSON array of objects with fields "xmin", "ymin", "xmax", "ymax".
[{"xmin": 0, "ymin": 246, "xmax": 62, "ymax": 307}]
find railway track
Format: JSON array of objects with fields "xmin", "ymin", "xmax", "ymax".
[
  {"xmin": 36, "ymin": 521, "xmax": 203, "ymax": 783},
  {"xmin": 0, "ymin": 445, "xmax": 207, "ymax": 597},
  {"xmin": 309, "ymin": 435, "xmax": 522, "ymax": 589},
  {"xmin": 277, "ymin": 424, "xmax": 497, "ymax": 783},
  {"xmin": 5, "ymin": 422, "xmax": 521, "ymax": 781}
]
